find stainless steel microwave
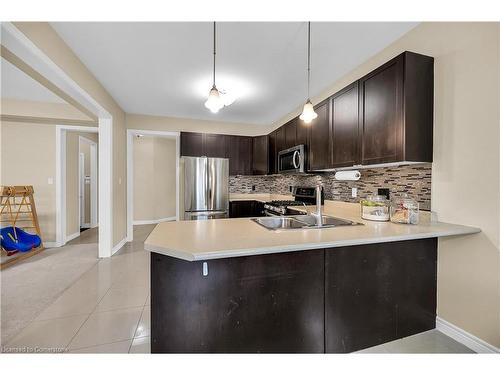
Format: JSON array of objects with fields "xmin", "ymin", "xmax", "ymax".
[{"xmin": 278, "ymin": 145, "xmax": 306, "ymax": 174}]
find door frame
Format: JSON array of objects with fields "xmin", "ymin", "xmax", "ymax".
[
  {"xmin": 126, "ymin": 129, "xmax": 180, "ymax": 241},
  {"xmin": 79, "ymin": 151, "xmax": 85, "ymax": 228},
  {"xmin": 1, "ymin": 22, "xmax": 115, "ymax": 258},
  {"xmin": 78, "ymin": 135, "xmax": 98, "ymax": 229}
]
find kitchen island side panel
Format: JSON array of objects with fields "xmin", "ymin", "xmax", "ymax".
[
  {"xmin": 325, "ymin": 238, "xmax": 437, "ymax": 353},
  {"xmin": 151, "ymin": 249, "xmax": 325, "ymax": 353}
]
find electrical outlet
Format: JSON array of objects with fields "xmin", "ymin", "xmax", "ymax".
[
  {"xmin": 351, "ymin": 187, "xmax": 358, "ymax": 198},
  {"xmin": 47, "ymin": 177, "xmax": 54, "ymax": 185}
]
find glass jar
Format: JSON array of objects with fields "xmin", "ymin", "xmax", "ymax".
[
  {"xmin": 360, "ymin": 195, "xmax": 390, "ymax": 221},
  {"xmin": 390, "ymin": 194, "xmax": 419, "ymax": 224}
]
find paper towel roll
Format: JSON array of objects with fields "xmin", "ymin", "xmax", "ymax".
[{"xmin": 334, "ymin": 170, "xmax": 361, "ymax": 181}]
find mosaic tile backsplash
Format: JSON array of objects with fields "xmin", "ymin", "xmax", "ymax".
[{"xmin": 229, "ymin": 164, "xmax": 432, "ymax": 210}]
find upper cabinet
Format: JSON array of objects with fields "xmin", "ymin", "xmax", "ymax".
[
  {"xmin": 252, "ymin": 135, "xmax": 269, "ymax": 175},
  {"xmin": 181, "ymin": 51, "xmax": 433, "ymax": 175},
  {"xmin": 268, "ymin": 131, "xmax": 277, "ymax": 174},
  {"xmin": 330, "ymin": 82, "xmax": 360, "ymax": 168},
  {"xmin": 359, "ymin": 52, "xmax": 433, "ymax": 165},
  {"xmin": 308, "ymin": 99, "xmax": 331, "ymax": 171},
  {"xmin": 284, "ymin": 119, "xmax": 297, "ymax": 150},
  {"xmin": 227, "ymin": 135, "xmax": 253, "ymax": 176}
]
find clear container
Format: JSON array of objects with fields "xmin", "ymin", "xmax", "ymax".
[
  {"xmin": 360, "ymin": 195, "xmax": 390, "ymax": 221},
  {"xmin": 390, "ymin": 194, "xmax": 419, "ymax": 224}
]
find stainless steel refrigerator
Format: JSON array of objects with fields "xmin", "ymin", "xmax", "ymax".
[{"xmin": 183, "ymin": 156, "xmax": 229, "ymax": 220}]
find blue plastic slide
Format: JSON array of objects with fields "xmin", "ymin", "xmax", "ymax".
[{"xmin": 0, "ymin": 226, "xmax": 41, "ymax": 252}]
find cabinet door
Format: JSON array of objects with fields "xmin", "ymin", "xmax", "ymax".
[
  {"xmin": 151, "ymin": 249, "xmax": 325, "ymax": 353},
  {"xmin": 331, "ymin": 82, "xmax": 360, "ymax": 168},
  {"xmin": 275, "ymin": 126, "xmax": 286, "ymax": 154},
  {"xmin": 240, "ymin": 137, "xmax": 253, "ymax": 175},
  {"xmin": 284, "ymin": 119, "xmax": 297, "ymax": 149},
  {"xmin": 252, "ymin": 135, "xmax": 269, "ymax": 175},
  {"xmin": 325, "ymin": 239, "xmax": 436, "ymax": 353},
  {"xmin": 180, "ymin": 132, "xmax": 204, "ymax": 156},
  {"xmin": 308, "ymin": 99, "xmax": 331, "ymax": 171},
  {"xmin": 227, "ymin": 136, "xmax": 241, "ymax": 175},
  {"xmin": 268, "ymin": 131, "xmax": 277, "ymax": 174},
  {"xmin": 204, "ymin": 134, "xmax": 227, "ymax": 158},
  {"xmin": 359, "ymin": 54, "xmax": 404, "ymax": 165}
]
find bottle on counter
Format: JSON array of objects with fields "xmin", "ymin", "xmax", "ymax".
[
  {"xmin": 360, "ymin": 195, "xmax": 390, "ymax": 221},
  {"xmin": 390, "ymin": 194, "xmax": 419, "ymax": 224}
]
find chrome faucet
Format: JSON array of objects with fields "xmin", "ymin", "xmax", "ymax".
[{"xmin": 315, "ymin": 184, "xmax": 323, "ymax": 227}]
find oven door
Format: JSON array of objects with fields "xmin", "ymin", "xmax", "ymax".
[{"xmin": 278, "ymin": 145, "xmax": 305, "ymax": 174}]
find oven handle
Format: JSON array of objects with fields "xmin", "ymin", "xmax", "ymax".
[{"xmin": 292, "ymin": 150, "xmax": 301, "ymax": 169}]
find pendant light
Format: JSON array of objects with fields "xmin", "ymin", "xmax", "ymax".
[
  {"xmin": 299, "ymin": 22, "xmax": 318, "ymax": 124},
  {"xmin": 204, "ymin": 22, "xmax": 225, "ymax": 113}
]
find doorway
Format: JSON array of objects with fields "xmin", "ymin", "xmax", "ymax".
[
  {"xmin": 126, "ymin": 129, "xmax": 180, "ymax": 241},
  {"xmin": 78, "ymin": 136, "xmax": 98, "ymax": 232}
]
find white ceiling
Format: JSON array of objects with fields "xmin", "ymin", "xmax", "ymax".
[
  {"xmin": 51, "ymin": 22, "xmax": 418, "ymax": 125},
  {"xmin": 1, "ymin": 57, "xmax": 65, "ymax": 103}
]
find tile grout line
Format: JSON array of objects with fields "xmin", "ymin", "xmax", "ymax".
[
  {"xmin": 128, "ymin": 292, "xmax": 150, "ymax": 353},
  {"xmin": 64, "ymin": 281, "xmax": 113, "ymax": 351}
]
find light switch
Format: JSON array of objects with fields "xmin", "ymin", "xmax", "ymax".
[
  {"xmin": 118, "ymin": 177, "xmax": 122, "ymax": 185},
  {"xmin": 351, "ymin": 187, "xmax": 357, "ymax": 198},
  {"xmin": 47, "ymin": 177, "xmax": 54, "ymax": 185}
]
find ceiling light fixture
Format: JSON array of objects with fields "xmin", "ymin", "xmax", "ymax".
[
  {"xmin": 299, "ymin": 22, "xmax": 318, "ymax": 124},
  {"xmin": 204, "ymin": 22, "xmax": 226, "ymax": 113}
]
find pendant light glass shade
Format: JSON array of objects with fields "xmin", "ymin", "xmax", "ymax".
[
  {"xmin": 299, "ymin": 99, "xmax": 318, "ymax": 123},
  {"xmin": 205, "ymin": 85, "xmax": 224, "ymax": 113}
]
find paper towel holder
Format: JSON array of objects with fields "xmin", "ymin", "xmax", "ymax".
[{"xmin": 334, "ymin": 170, "xmax": 361, "ymax": 181}]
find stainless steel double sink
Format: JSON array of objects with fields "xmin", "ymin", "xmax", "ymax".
[{"xmin": 252, "ymin": 214, "xmax": 360, "ymax": 230}]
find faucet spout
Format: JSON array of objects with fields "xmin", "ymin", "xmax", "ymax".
[{"xmin": 315, "ymin": 184, "xmax": 323, "ymax": 227}]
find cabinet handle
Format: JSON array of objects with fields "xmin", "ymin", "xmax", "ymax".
[{"xmin": 202, "ymin": 262, "xmax": 208, "ymax": 276}]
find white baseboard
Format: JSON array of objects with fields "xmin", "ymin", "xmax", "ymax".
[
  {"xmin": 44, "ymin": 241, "xmax": 62, "ymax": 248},
  {"xmin": 81, "ymin": 223, "xmax": 91, "ymax": 229},
  {"xmin": 436, "ymin": 316, "xmax": 499, "ymax": 353},
  {"xmin": 65, "ymin": 231, "xmax": 80, "ymax": 243},
  {"xmin": 111, "ymin": 237, "xmax": 128, "ymax": 256},
  {"xmin": 133, "ymin": 216, "xmax": 176, "ymax": 225}
]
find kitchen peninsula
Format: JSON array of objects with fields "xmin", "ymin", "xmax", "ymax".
[{"xmin": 145, "ymin": 201, "xmax": 479, "ymax": 353}]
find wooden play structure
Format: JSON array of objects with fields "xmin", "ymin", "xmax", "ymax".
[{"xmin": 0, "ymin": 185, "xmax": 44, "ymax": 269}]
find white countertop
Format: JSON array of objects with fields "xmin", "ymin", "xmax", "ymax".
[{"xmin": 144, "ymin": 199, "xmax": 480, "ymax": 261}]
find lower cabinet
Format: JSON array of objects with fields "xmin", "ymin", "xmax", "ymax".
[
  {"xmin": 229, "ymin": 200, "xmax": 265, "ymax": 218},
  {"xmin": 151, "ymin": 238, "xmax": 437, "ymax": 353},
  {"xmin": 151, "ymin": 249, "xmax": 325, "ymax": 353},
  {"xmin": 325, "ymin": 238, "xmax": 437, "ymax": 352}
]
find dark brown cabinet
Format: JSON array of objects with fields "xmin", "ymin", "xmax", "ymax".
[
  {"xmin": 359, "ymin": 52, "xmax": 433, "ymax": 165},
  {"xmin": 308, "ymin": 99, "xmax": 331, "ymax": 171},
  {"xmin": 229, "ymin": 200, "xmax": 265, "ymax": 218},
  {"xmin": 227, "ymin": 135, "xmax": 253, "ymax": 176},
  {"xmin": 180, "ymin": 52, "xmax": 433, "ymax": 175},
  {"xmin": 252, "ymin": 135, "xmax": 269, "ymax": 175},
  {"xmin": 284, "ymin": 119, "xmax": 297, "ymax": 149},
  {"xmin": 275, "ymin": 126, "xmax": 286, "ymax": 154},
  {"xmin": 325, "ymin": 238, "xmax": 436, "ymax": 353},
  {"xmin": 180, "ymin": 132, "xmax": 204, "ymax": 157},
  {"xmin": 180, "ymin": 132, "xmax": 227, "ymax": 158},
  {"xmin": 330, "ymin": 82, "xmax": 360, "ymax": 168},
  {"xmin": 204, "ymin": 133, "xmax": 228, "ymax": 158},
  {"xmin": 268, "ymin": 131, "xmax": 277, "ymax": 174}
]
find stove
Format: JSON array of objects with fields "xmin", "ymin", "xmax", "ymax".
[{"xmin": 263, "ymin": 187, "xmax": 324, "ymax": 216}]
